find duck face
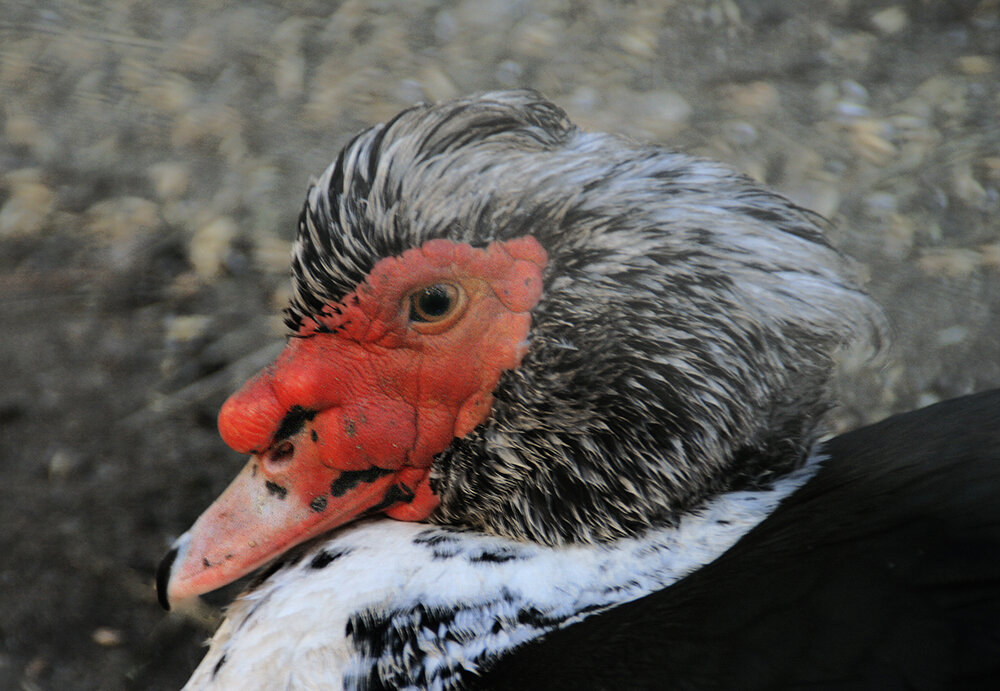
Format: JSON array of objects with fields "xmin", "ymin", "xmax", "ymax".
[
  {"xmin": 161, "ymin": 237, "xmax": 546, "ymax": 605},
  {"xmin": 159, "ymin": 90, "xmax": 885, "ymax": 611}
]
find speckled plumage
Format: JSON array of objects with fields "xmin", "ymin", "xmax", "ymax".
[
  {"xmin": 177, "ymin": 90, "xmax": 897, "ymax": 690},
  {"xmin": 288, "ymin": 89, "xmax": 885, "ymax": 546},
  {"xmin": 183, "ymin": 460, "xmax": 821, "ymax": 690}
]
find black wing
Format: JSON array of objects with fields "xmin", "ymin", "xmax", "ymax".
[{"xmin": 476, "ymin": 390, "xmax": 1000, "ymax": 690}]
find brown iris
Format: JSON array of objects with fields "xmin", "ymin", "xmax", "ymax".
[{"xmin": 409, "ymin": 283, "xmax": 461, "ymax": 322}]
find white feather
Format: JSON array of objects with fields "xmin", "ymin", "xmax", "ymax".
[{"xmin": 183, "ymin": 455, "xmax": 821, "ymax": 690}]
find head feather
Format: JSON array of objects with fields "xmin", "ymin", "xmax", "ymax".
[{"xmin": 286, "ymin": 89, "xmax": 888, "ymax": 544}]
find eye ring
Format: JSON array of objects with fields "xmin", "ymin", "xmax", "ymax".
[{"xmin": 409, "ymin": 283, "xmax": 462, "ymax": 323}]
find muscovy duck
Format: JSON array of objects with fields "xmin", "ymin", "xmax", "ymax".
[{"xmin": 157, "ymin": 90, "xmax": 1000, "ymax": 690}]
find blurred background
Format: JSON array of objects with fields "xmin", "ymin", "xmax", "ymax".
[{"xmin": 1, "ymin": 0, "xmax": 997, "ymax": 688}]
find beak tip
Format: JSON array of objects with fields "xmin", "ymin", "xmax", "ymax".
[{"xmin": 156, "ymin": 532, "xmax": 191, "ymax": 611}]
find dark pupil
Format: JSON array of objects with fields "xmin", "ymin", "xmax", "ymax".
[{"xmin": 417, "ymin": 285, "xmax": 452, "ymax": 318}]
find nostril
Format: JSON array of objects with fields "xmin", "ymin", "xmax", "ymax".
[{"xmin": 270, "ymin": 440, "xmax": 295, "ymax": 465}]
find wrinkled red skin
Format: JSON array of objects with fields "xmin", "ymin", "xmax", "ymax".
[
  {"xmin": 220, "ymin": 235, "xmax": 547, "ymax": 492},
  {"xmin": 164, "ymin": 236, "xmax": 546, "ymax": 604}
]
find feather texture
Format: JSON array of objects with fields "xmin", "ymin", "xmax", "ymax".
[{"xmin": 286, "ymin": 89, "xmax": 885, "ymax": 545}]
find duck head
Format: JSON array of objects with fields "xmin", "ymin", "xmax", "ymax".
[{"xmin": 158, "ymin": 90, "xmax": 885, "ymax": 609}]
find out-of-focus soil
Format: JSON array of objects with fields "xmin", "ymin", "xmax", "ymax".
[{"xmin": 1, "ymin": 1, "xmax": 997, "ymax": 688}]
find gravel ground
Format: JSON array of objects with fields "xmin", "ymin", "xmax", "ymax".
[{"xmin": 1, "ymin": 1, "xmax": 998, "ymax": 688}]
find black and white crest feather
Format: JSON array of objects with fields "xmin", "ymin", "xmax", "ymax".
[{"xmin": 286, "ymin": 89, "xmax": 886, "ymax": 546}]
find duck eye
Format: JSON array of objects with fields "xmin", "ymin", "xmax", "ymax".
[{"xmin": 410, "ymin": 283, "xmax": 461, "ymax": 322}]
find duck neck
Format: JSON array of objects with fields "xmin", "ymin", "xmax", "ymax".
[{"xmin": 185, "ymin": 453, "xmax": 823, "ymax": 690}]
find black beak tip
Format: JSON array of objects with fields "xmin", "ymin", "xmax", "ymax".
[{"xmin": 155, "ymin": 546, "xmax": 178, "ymax": 611}]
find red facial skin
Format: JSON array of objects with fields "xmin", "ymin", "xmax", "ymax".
[{"xmin": 163, "ymin": 236, "xmax": 547, "ymax": 605}]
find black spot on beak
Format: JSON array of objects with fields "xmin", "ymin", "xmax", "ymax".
[
  {"xmin": 265, "ymin": 481, "xmax": 288, "ymax": 499},
  {"xmin": 310, "ymin": 495, "xmax": 328, "ymax": 512}
]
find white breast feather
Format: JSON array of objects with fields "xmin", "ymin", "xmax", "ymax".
[{"xmin": 182, "ymin": 456, "xmax": 821, "ymax": 690}]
